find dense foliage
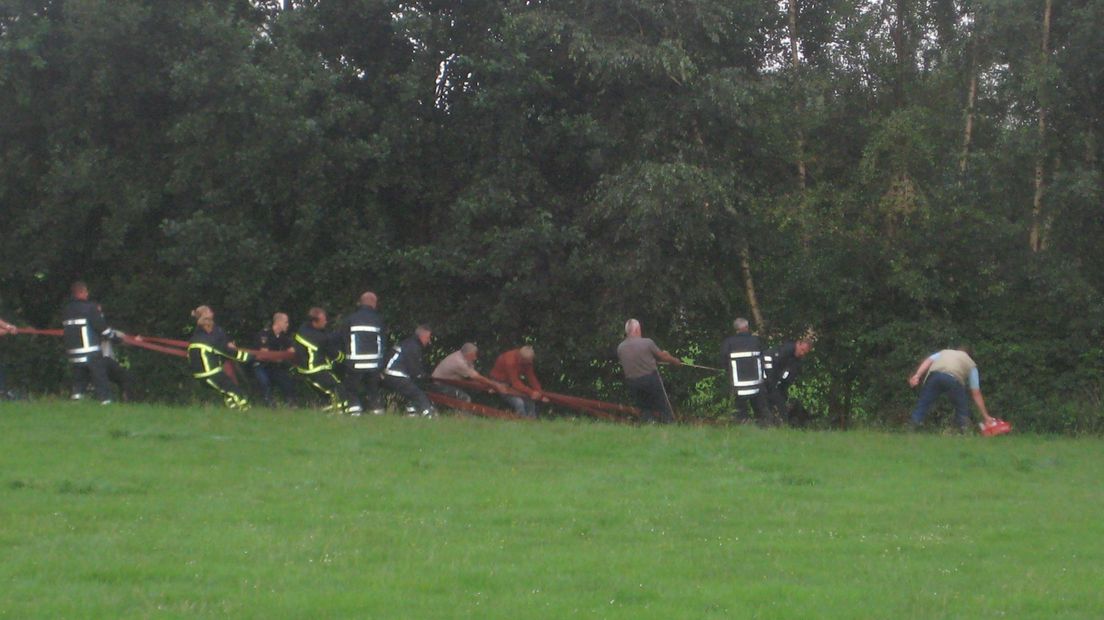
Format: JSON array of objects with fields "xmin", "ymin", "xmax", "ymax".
[{"xmin": 2, "ymin": 0, "xmax": 1102, "ymax": 430}]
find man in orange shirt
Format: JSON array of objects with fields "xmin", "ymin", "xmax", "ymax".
[{"xmin": 489, "ymin": 345, "xmax": 547, "ymax": 418}]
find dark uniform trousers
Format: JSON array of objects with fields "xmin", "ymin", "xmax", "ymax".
[
  {"xmin": 382, "ymin": 375, "xmax": 434, "ymax": 413},
  {"xmin": 72, "ymin": 356, "xmax": 113, "ymax": 402},
  {"xmin": 627, "ymin": 371, "xmax": 674, "ymax": 423},
  {"xmin": 203, "ymin": 372, "xmax": 250, "ymax": 409},
  {"xmin": 297, "ymin": 369, "xmax": 345, "ymax": 410},
  {"xmin": 254, "ymin": 364, "xmax": 298, "ymax": 406},
  {"xmin": 103, "ymin": 358, "xmax": 134, "ymax": 402},
  {"xmin": 343, "ymin": 369, "xmax": 383, "ymax": 411},
  {"xmin": 733, "ymin": 390, "xmax": 773, "ymax": 425}
]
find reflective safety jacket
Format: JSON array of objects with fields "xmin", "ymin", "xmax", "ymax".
[
  {"xmin": 188, "ymin": 326, "xmax": 252, "ymax": 378},
  {"xmin": 293, "ymin": 322, "xmax": 343, "ymax": 374},
  {"xmin": 383, "ymin": 335, "xmax": 426, "ymax": 380},
  {"xmin": 719, "ymin": 332, "xmax": 765, "ymax": 396},
  {"xmin": 338, "ymin": 305, "xmax": 387, "ymax": 371},
  {"xmin": 764, "ymin": 341, "xmax": 801, "ymax": 393},
  {"xmin": 62, "ymin": 298, "xmax": 117, "ymax": 364}
]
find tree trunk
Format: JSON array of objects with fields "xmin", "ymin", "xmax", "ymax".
[
  {"xmin": 959, "ymin": 42, "xmax": 978, "ymax": 176},
  {"xmin": 787, "ymin": 0, "xmax": 807, "ymax": 191},
  {"xmin": 1029, "ymin": 0, "xmax": 1052, "ymax": 253},
  {"xmin": 739, "ymin": 241, "xmax": 766, "ymax": 331},
  {"xmin": 891, "ymin": 0, "xmax": 911, "ymax": 108}
]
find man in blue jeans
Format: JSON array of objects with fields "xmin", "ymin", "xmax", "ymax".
[{"xmin": 908, "ymin": 347, "xmax": 996, "ymax": 431}]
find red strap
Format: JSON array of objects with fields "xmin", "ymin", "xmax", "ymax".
[
  {"xmin": 121, "ymin": 335, "xmax": 187, "ymax": 358},
  {"xmin": 12, "ymin": 327, "xmax": 63, "ymax": 336},
  {"xmin": 137, "ymin": 335, "xmax": 190, "ymax": 348},
  {"xmin": 244, "ymin": 348, "xmax": 295, "ymax": 363}
]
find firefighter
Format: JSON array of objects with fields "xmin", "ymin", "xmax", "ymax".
[
  {"xmin": 336, "ymin": 291, "xmax": 387, "ymax": 415},
  {"xmin": 253, "ymin": 312, "xmax": 297, "ymax": 407},
  {"xmin": 764, "ymin": 338, "xmax": 813, "ymax": 425},
  {"xmin": 188, "ymin": 308, "xmax": 252, "ymax": 410},
  {"xmin": 62, "ymin": 282, "xmax": 121, "ymax": 404},
  {"xmin": 382, "ymin": 325, "xmax": 435, "ymax": 417},
  {"xmin": 292, "ymin": 307, "xmax": 349, "ymax": 412},
  {"xmin": 719, "ymin": 317, "xmax": 772, "ymax": 425},
  {"xmin": 617, "ymin": 319, "xmax": 682, "ymax": 423}
]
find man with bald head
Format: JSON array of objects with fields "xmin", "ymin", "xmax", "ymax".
[
  {"xmin": 253, "ymin": 312, "xmax": 297, "ymax": 407},
  {"xmin": 617, "ymin": 319, "xmax": 682, "ymax": 423},
  {"xmin": 383, "ymin": 325, "xmax": 435, "ymax": 417},
  {"xmin": 337, "ymin": 291, "xmax": 387, "ymax": 415}
]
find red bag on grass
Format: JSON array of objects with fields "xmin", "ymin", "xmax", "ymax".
[{"xmin": 979, "ymin": 418, "xmax": 1012, "ymax": 436}]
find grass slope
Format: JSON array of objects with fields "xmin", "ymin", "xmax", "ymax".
[{"xmin": 1, "ymin": 401, "xmax": 1102, "ymax": 619}]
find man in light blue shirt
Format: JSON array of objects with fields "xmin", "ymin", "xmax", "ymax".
[{"xmin": 908, "ymin": 347, "xmax": 996, "ymax": 431}]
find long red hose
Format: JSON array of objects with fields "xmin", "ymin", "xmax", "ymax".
[{"xmin": 14, "ymin": 327, "xmax": 642, "ymax": 420}]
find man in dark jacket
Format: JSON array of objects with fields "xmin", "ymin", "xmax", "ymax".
[
  {"xmin": 253, "ymin": 312, "xmax": 297, "ymax": 407},
  {"xmin": 292, "ymin": 307, "xmax": 349, "ymax": 412},
  {"xmin": 62, "ymin": 282, "xmax": 121, "ymax": 404},
  {"xmin": 764, "ymin": 338, "xmax": 813, "ymax": 425},
  {"xmin": 189, "ymin": 311, "xmax": 252, "ymax": 410},
  {"xmin": 382, "ymin": 325, "xmax": 435, "ymax": 417},
  {"xmin": 336, "ymin": 291, "xmax": 387, "ymax": 415},
  {"xmin": 719, "ymin": 317, "xmax": 772, "ymax": 425}
]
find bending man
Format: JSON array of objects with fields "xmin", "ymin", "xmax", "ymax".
[
  {"xmin": 430, "ymin": 342, "xmax": 507, "ymax": 402},
  {"xmin": 908, "ymin": 346, "xmax": 996, "ymax": 432},
  {"xmin": 382, "ymin": 325, "xmax": 435, "ymax": 417},
  {"xmin": 489, "ymin": 345, "xmax": 546, "ymax": 419}
]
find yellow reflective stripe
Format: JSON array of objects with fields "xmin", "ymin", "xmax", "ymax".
[
  {"xmin": 293, "ymin": 334, "xmax": 330, "ymax": 372},
  {"xmin": 189, "ymin": 343, "xmax": 219, "ymax": 375},
  {"xmin": 189, "ymin": 342, "xmax": 236, "ymax": 376}
]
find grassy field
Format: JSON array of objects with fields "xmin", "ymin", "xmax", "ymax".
[{"xmin": 1, "ymin": 401, "xmax": 1102, "ymax": 619}]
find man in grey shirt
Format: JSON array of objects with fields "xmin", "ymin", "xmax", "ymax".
[
  {"xmin": 617, "ymin": 319, "xmax": 682, "ymax": 423},
  {"xmin": 430, "ymin": 342, "xmax": 506, "ymax": 402}
]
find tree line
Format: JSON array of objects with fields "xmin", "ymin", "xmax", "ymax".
[{"xmin": 1, "ymin": 0, "xmax": 1101, "ymax": 431}]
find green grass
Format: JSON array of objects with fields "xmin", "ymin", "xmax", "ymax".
[{"xmin": 1, "ymin": 401, "xmax": 1102, "ymax": 619}]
